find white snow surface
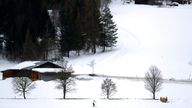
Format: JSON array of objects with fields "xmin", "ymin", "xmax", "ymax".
[
  {"xmin": 1, "ymin": 1, "xmax": 192, "ymax": 108},
  {"xmin": 32, "ymin": 68, "xmax": 63, "ymax": 73},
  {"xmin": 2, "ymin": 61, "xmax": 63, "ymax": 73},
  {"xmin": 9, "ymin": 61, "xmax": 39, "ymax": 70},
  {"xmin": 69, "ymin": 3, "xmax": 192, "ymax": 80}
]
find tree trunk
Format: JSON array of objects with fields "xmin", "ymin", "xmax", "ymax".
[
  {"xmin": 107, "ymin": 89, "xmax": 109, "ymax": 99},
  {"xmin": 102, "ymin": 46, "xmax": 105, "ymax": 52},
  {"xmin": 63, "ymin": 89, "xmax": 65, "ymax": 99},
  {"xmin": 92, "ymin": 47, "xmax": 96, "ymax": 54},
  {"xmin": 92, "ymin": 39, "xmax": 96, "ymax": 54},
  {"xmin": 23, "ymin": 91, "xmax": 26, "ymax": 99},
  {"xmin": 153, "ymin": 92, "xmax": 155, "ymax": 100},
  {"xmin": 67, "ymin": 51, "xmax": 70, "ymax": 58},
  {"xmin": 44, "ymin": 49, "xmax": 48, "ymax": 60},
  {"xmin": 63, "ymin": 80, "xmax": 67, "ymax": 99},
  {"xmin": 77, "ymin": 50, "xmax": 80, "ymax": 56}
]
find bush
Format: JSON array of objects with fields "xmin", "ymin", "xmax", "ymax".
[{"xmin": 160, "ymin": 96, "xmax": 168, "ymax": 103}]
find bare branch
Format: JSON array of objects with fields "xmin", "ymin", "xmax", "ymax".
[
  {"xmin": 144, "ymin": 65, "xmax": 163, "ymax": 99},
  {"xmin": 101, "ymin": 78, "xmax": 117, "ymax": 99},
  {"xmin": 12, "ymin": 77, "xmax": 36, "ymax": 99},
  {"xmin": 55, "ymin": 58, "xmax": 76, "ymax": 99}
]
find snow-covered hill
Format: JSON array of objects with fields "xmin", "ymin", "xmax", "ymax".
[
  {"xmin": 70, "ymin": 2, "xmax": 192, "ymax": 80},
  {"xmin": 1, "ymin": 1, "xmax": 192, "ymax": 108}
]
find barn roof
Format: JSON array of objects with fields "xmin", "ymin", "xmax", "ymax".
[
  {"xmin": 9, "ymin": 61, "xmax": 62, "ymax": 69},
  {"xmin": 9, "ymin": 61, "xmax": 40, "ymax": 70},
  {"xmin": 2, "ymin": 61, "xmax": 69, "ymax": 73}
]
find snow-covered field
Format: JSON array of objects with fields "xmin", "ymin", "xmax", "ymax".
[
  {"xmin": 1, "ymin": 76, "xmax": 192, "ymax": 108},
  {"xmin": 70, "ymin": 2, "xmax": 192, "ymax": 80},
  {"xmin": 1, "ymin": 1, "xmax": 192, "ymax": 108},
  {"xmin": 1, "ymin": 98, "xmax": 192, "ymax": 108}
]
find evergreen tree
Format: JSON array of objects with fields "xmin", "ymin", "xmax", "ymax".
[
  {"xmin": 1, "ymin": 0, "xmax": 55, "ymax": 60},
  {"xmin": 23, "ymin": 29, "xmax": 37, "ymax": 60},
  {"xmin": 0, "ymin": 35, "xmax": 4, "ymax": 53},
  {"xmin": 100, "ymin": 0, "xmax": 112, "ymax": 9},
  {"xmin": 59, "ymin": 9, "xmax": 75, "ymax": 57},
  {"xmin": 1, "ymin": 0, "xmax": 106, "ymax": 59},
  {"xmin": 82, "ymin": 0, "xmax": 101, "ymax": 54},
  {"xmin": 60, "ymin": 26, "xmax": 73, "ymax": 57},
  {"xmin": 99, "ymin": 6, "xmax": 118, "ymax": 52},
  {"xmin": 58, "ymin": 0, "xmax": 101, "ymax": 56}
]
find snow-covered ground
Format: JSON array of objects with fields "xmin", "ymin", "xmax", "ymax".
[
  {"xmin": 1, "ymin": 77, "xmax": 192, "ymax": 108},
  {"xmin": 1, "ymin": 98, "xmax": 192, "ymax": 108},
  {"xmin": 1, "ymin": 1, "xmax": 192, "ymax": 108},
  {"xmin": 70, "ymin": 2, "xmax": 192, "ymax": 80}
]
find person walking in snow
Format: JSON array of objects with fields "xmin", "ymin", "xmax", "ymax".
[{"xmin": 92, "ymin": 100, "xmax": 96, "ymax": 107}]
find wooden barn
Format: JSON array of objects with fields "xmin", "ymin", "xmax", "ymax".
[{"xmin": 1, "ymin": 61, "xmax": 73, "ymax": 81}]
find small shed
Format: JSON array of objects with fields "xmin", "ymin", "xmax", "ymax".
[
  {"xmin": 1, "ymin": 61, "xmax": 73, "ymax": 81},
  {"xmin": 135, "ymin": 0, "xmax": 149, "ymax": 4}
]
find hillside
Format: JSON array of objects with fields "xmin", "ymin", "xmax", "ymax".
[
  {"xmin": 69, "ymin": 2, "xmax": 192, "ymax": 80},
  {"xmin": 1, "ymin": 1, "xmax": 192, "ymax": 108}
]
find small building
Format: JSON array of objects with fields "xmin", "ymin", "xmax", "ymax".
[
  {"xmin": 135, "ymin": 0, "xmax": 149, "ymax": 4},
  {"xmin": 135, "ymin": 0, "xmax": 190, "ymax": 5},
  {"xmin": 1, "ymin": 61, "xmax": 73, "ymax": 81}
]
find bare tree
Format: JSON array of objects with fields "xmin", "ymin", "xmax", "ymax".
[
  {"xmin": 101, "ymin": 78, "xmax": 117, "ymax": 99},
  {"xmin": 12, "ymin": 77, "xmax": 36, "ymax": 99},
  {"xmin": 55, "ymin": 77, "xmax": 76, "ymax": 99},
  {"xmin": 144, "ymin": 65, "xmax": 163, "ymax": 99},
  {"xmin": 56, "ymin": 58, "xmax": 75, "ymax": 99},
  {"xmin": 87, "ymin": 59, "xmax": 96, "ymax": 75}
]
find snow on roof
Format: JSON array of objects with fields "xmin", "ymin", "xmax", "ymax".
[
  {"xmin": 9, "ymin": 61, "xmax": 62, "ymax": 70},
  {"xmin": 9, "ymin": 61, "xmax": 40, "ymax": 70},
  {"xmin": 32, "ymin": 68, "xmax": 63, "ymax": 73},
  {"xmin": 5, "ymin": 61, "xmax": 72, "ymax": 73}
]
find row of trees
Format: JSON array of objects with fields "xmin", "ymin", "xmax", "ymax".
[
  {"xmin": 101, "ymin": 65, "xmax": 162, "ymax": 100},
  {"xmin": 59, "ymin": 2, "xmax": 118, "ymax": 57},
  {"xmin": 12, "ymin": 77, "xmax": 115, "ymax": 99},
  {"xmin": 12, "ymin": 65, "xmax": 162, "ymax": 100},
  {"xmin": 0, "ymin": 0, "xmax": 55, "ymax": 61},
  {"xmin": 0, "ymin": 0, "xmax": 118, "ymax": 61},
  {"xmin": 12, "ymin": 77, "xmax": 76, "ymax": 99}
]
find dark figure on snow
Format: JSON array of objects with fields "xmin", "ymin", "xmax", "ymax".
[{"xmin": 92, "ymin": 100, "xmax": 96, "ymax": 107}]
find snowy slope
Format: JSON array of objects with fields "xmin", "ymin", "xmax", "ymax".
[
  {"xmin": 1, "ymin": 1, "xmax": 192, "ymax": 108},
  {"xmin": 69, "ymin": 3, "xmax": 192, "ymax": 80}
]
